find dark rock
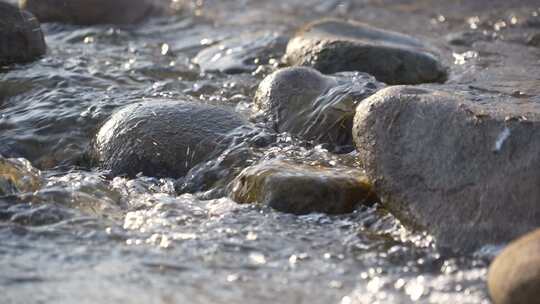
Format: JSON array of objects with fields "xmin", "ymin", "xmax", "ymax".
[
  {"xmin": 285, "ymin": 19, "xmax": 447, "ymax": 85},
  {"xmin": 527, "ymin": 32, "xmax": 540, "ymax": 47},
  {"xmin": 253, "ymin": 66, "xmax": 384, "ymax": 148},
  {"xmin": 193, "ymin": 32, "xmax": 288, "ymax": 74},
  {"xmin": 488, "ymin": 228, "xmax": 540, "ymax": 304},
  {"xmin": 353, "ymin": 86, "xmax": 540, "ymax": 251},
  {"xmin": 20, "ymin": 0, "xmax": 173, "ymax": 25},
  {"xmin": 0, "ymin": 155, "xmax": 42, "ymax": 196},
  {"xmin": 229, "ymin": 159, "xmax": 377, "ymax": 215},
  {"xmin": 445, "ymin": 30, "xmax": 493, "ymax": 47},
  {"xmin": 0, "ymin": 2, "xmax": 46, "ymax": 66},
  {"xmin": 95, "ymin": 100, "xmax": 247, "ymax": 178}
]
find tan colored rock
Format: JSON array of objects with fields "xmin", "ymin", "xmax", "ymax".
[
  {"xmin": 488, "ymin": 228, "xmax": 540, "ymax": 304},
  {"xmin": 229, "ymin": 160, "xmax": 377, "ymax": 215},
  {"xmin": 0, "ymin": 155, "xmax": 42, "ymax": 195}
]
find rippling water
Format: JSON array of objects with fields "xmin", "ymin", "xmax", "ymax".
[{"xmin": 3, "ymin": 0, "xmax": 540, "ymax": 302}]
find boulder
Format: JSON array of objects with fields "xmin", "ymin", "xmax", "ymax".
[
  {"xmin": 285, "ymin": 19, "xmax": 447, "ymax": 85},
  {"xmin": 488, "ymin": 228, "xmax": 540, "ymax": 304},
  {"xmin": 229, "ymin": 160, "xmax": 377, "ymax": 215},
  {"xmin": 193, "ymin": 31, "xmax": 288, "ymax": 74},
  {"xmin": 253, "ymin": 66, "xmax": 384, "ymax": 148},
  {"xmin": 0, "ymin": 2, "xmax": 46, "ymax": 65},
  {"xmin": 20, "ymin": 0, "xmax": 173, "ymax": 25},
  {"xmin": 353, "ymin": 85, "xmax": 540, "ymax": 251},
  {"xmin": 95, "ymin": 100, "xmax": 246, "ymax": 178}
]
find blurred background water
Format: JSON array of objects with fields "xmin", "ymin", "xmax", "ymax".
[{"xmin": 3, "ymin": 0, "xmax": 540, "ymax": 302}]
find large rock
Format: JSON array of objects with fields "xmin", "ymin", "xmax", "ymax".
[
  {"xmin": 253, "ymin": 66, "xmax": 384, "ymax": 148},
  {"xmin": 0, "ymin": 2, "xmax": 46, "ymax": 65},
  {"xmin": 95, "ymin": 100, "xmax": 246, "ymax": 178},
  {"xmin": 285, "ymin": 19, "xmax": 447, "ymax": 85},
  {"xmin": 193, "ymin": 31, "xmax": 288, "ymax": 74},
  {"xmin": 488, "ymin": 228, "xmax": 540, "ymax": 304},
  {"xmin": 229, "ymin": 160, "xmax": 377, "ymax": 215},
  {"xmin": 20, "ymin": 0, "xmax": 173, "ymax": 25},
  {"xmin": 353, "ymin": 86, "xmax": 540, "ymax": 251}
]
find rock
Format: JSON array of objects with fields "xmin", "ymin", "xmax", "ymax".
[
  {"xmin": 353, "ymin": 86, "xmax": 540, "ymax": 251},
  {"xmin": 229, "ymin": 160, "xmax": 377, "ymax": 215},
  {"xmin": 0, "ymin": 155, "xmax": 42, "ymax": 196},
  {"xmin": 285, "ymin": 19, "xmax": 447, "ymax": 85},
  {"xmin": 445, "ymin": 31, "xmax": 493, "ymax": 47},
  {"xmin": 20, "ymin": 0, "xmax": 173, "ymax": 25},
  {"xmin": 488, "ymin": 228, "xmax": 540, "ymax": 304},
  {"xmin": 253, "ymin": 67, "xmax": 384, "ymax": 148},
  {"xmin": 527, "ymin": 32, "xmax": 540, "ymax": 47},
  {"xmin": 95, "ymin": 100, "xmax": 247, "ymax": 178},
  {"xmin": 193, "ymin": 32, "xmax": 288, "ymax": 74},
  {"xmin": 0, "ymin": 2, "xmax": 46, "ymax": 66}
]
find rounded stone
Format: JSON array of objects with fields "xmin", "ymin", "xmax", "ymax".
[
  {"xmin": 285, "ymin": 19, "xmax": 447, "ymax": 85},
  {"xmin": 95, "ymin": 100, "xmax": 246, "ymax": 178},
  {"xmin": 0, "ymin": 2, "xmax": 46, "ymax": 66},
  {"xmin": 488, "ymin": 229, "xmax": 540, "ymax": 304},
  {"xmin": 20, "ymin": 0, "xmax": 172, "ymax": 25},
  {"xmin": 229, "ymin": 159, "xmax": 377, "ymax": 215},
  {"xmin": 253, "ymin": 66, "xmax": 383, "ymax": 148},
  {"xmin": 353, "ymin": 85, "xmax": 540, "ymax": 251}
]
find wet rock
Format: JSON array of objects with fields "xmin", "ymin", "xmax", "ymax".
[
  {"xmin": 445, "ymin": 30, "xmax": 493, "ymax": 47},
  {"xmin": 285, "ymin": 19, "xmax": 447, "ymax": 85},
  {"xmin": 0, "ymin": 155, "xmax": 42, "ymax": 196},
  {"xmin": 253, "ymin": 67, "xmax": 384, "ymax": 148},
  {"xmin": 20, "ymin": 0, "xmax": 173, "ymax": 25},
  {"xmin": 353, "ymin": 86, "xmax": 540, "ymax": 251},
  {"xmin": 229, "ymin": 160, "xmax": 376, "ymax": 215},
  {"xmin": 488, "ymin": 228, "xmax": 540, "ymax": 304},
  {"xmin": 193, "ymin": 32, "xmax": 288, "ymax": 74},
  {"xmin": 95, "ymin": 100, "xmax": 247, "ymax": 178},
  {"xmin": 0, "ymin": 2, "xmax": 46, "ymax": 66},
  {"xmin": 527, "ymin": 32, "xmax": 540, "ymax": 47}
]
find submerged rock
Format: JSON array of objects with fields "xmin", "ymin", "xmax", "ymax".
[
  {"xmin": 353, "ymin": 86, "xmax": 540, "ymax": 251},
  {"xmin": 95, "ymin": 100, "xmax": 246, "ymax": 178},
  {"xmin": 254, "ymin": 67, "xmax": 384, "ymax": 148},
  {"xmin": 193, "ymin": 32, "xmax": 288, "ymax": 74},
  {"xmin": 0, "ymin": 2, "xmax": 46, "ymax": 66},
  {"xmin": 0, "ymin": 155, "xmax": 42, "ymax": 196},
  {"xmin": 488, "ymin": 229, "xmax": 540, "ymax": 304},
  {"xmin": 229, "ymin": 160, "xmax": 376, "ymax": 215},
  {"xmin": 20, "ymin": 0, "xmax": 173, "ymax": 25},
  {"xmin": 285, "ymin": 19, "xmax": 447, "ymax": 85}
]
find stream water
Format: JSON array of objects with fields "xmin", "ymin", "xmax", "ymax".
[{"xmin": 2, "ymin": 0, "xmax": 540, "ymax": 303}]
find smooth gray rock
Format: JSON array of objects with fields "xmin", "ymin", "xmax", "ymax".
[
  {"xmin": 95, "ymin": 100, "xmax": 246, "ymax": 178},
  {"xmin": 353, "ymin": 86, "xmax": 540, "ymax": 251},
  {"xmin": 193, "ymin": 32, "xmax": 288, "ymax": 74},
  {"xmin": 488, "ymin": 228, "xmax": 540, "ymax": 304},
  {"xmin": 285, "ymin": 19, "xmax": 447, "ymax": 85},
  {"xmin": 0, "ymin": 2, "xmax": 46, "ymax": 65},
  {"xmin": 20, "ymin": 0, "xmax": 173, "ymax": 25},
  {"xmin": 253, "ymin": 66, "xmax": 384, "ymax": 148},
  {"xmin": 229, "ymin": 159, "xmax": 376, "ymax": 215}
]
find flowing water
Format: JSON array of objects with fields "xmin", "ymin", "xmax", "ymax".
[{"xmin": 2, "ymin": 0, "xmax": 540, "ymax": 303}]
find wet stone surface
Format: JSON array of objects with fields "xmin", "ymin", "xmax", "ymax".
[
  {"xmin": 0, "ymin": 2, "xmax": 46, "ymax": 66},
  {"xmin": 285, "ymin": 19, "xmax": 448, "ymax": 85},
  {"xmin": 254, "ymin": 67, "xmax": 384, "ymax": 149}
]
